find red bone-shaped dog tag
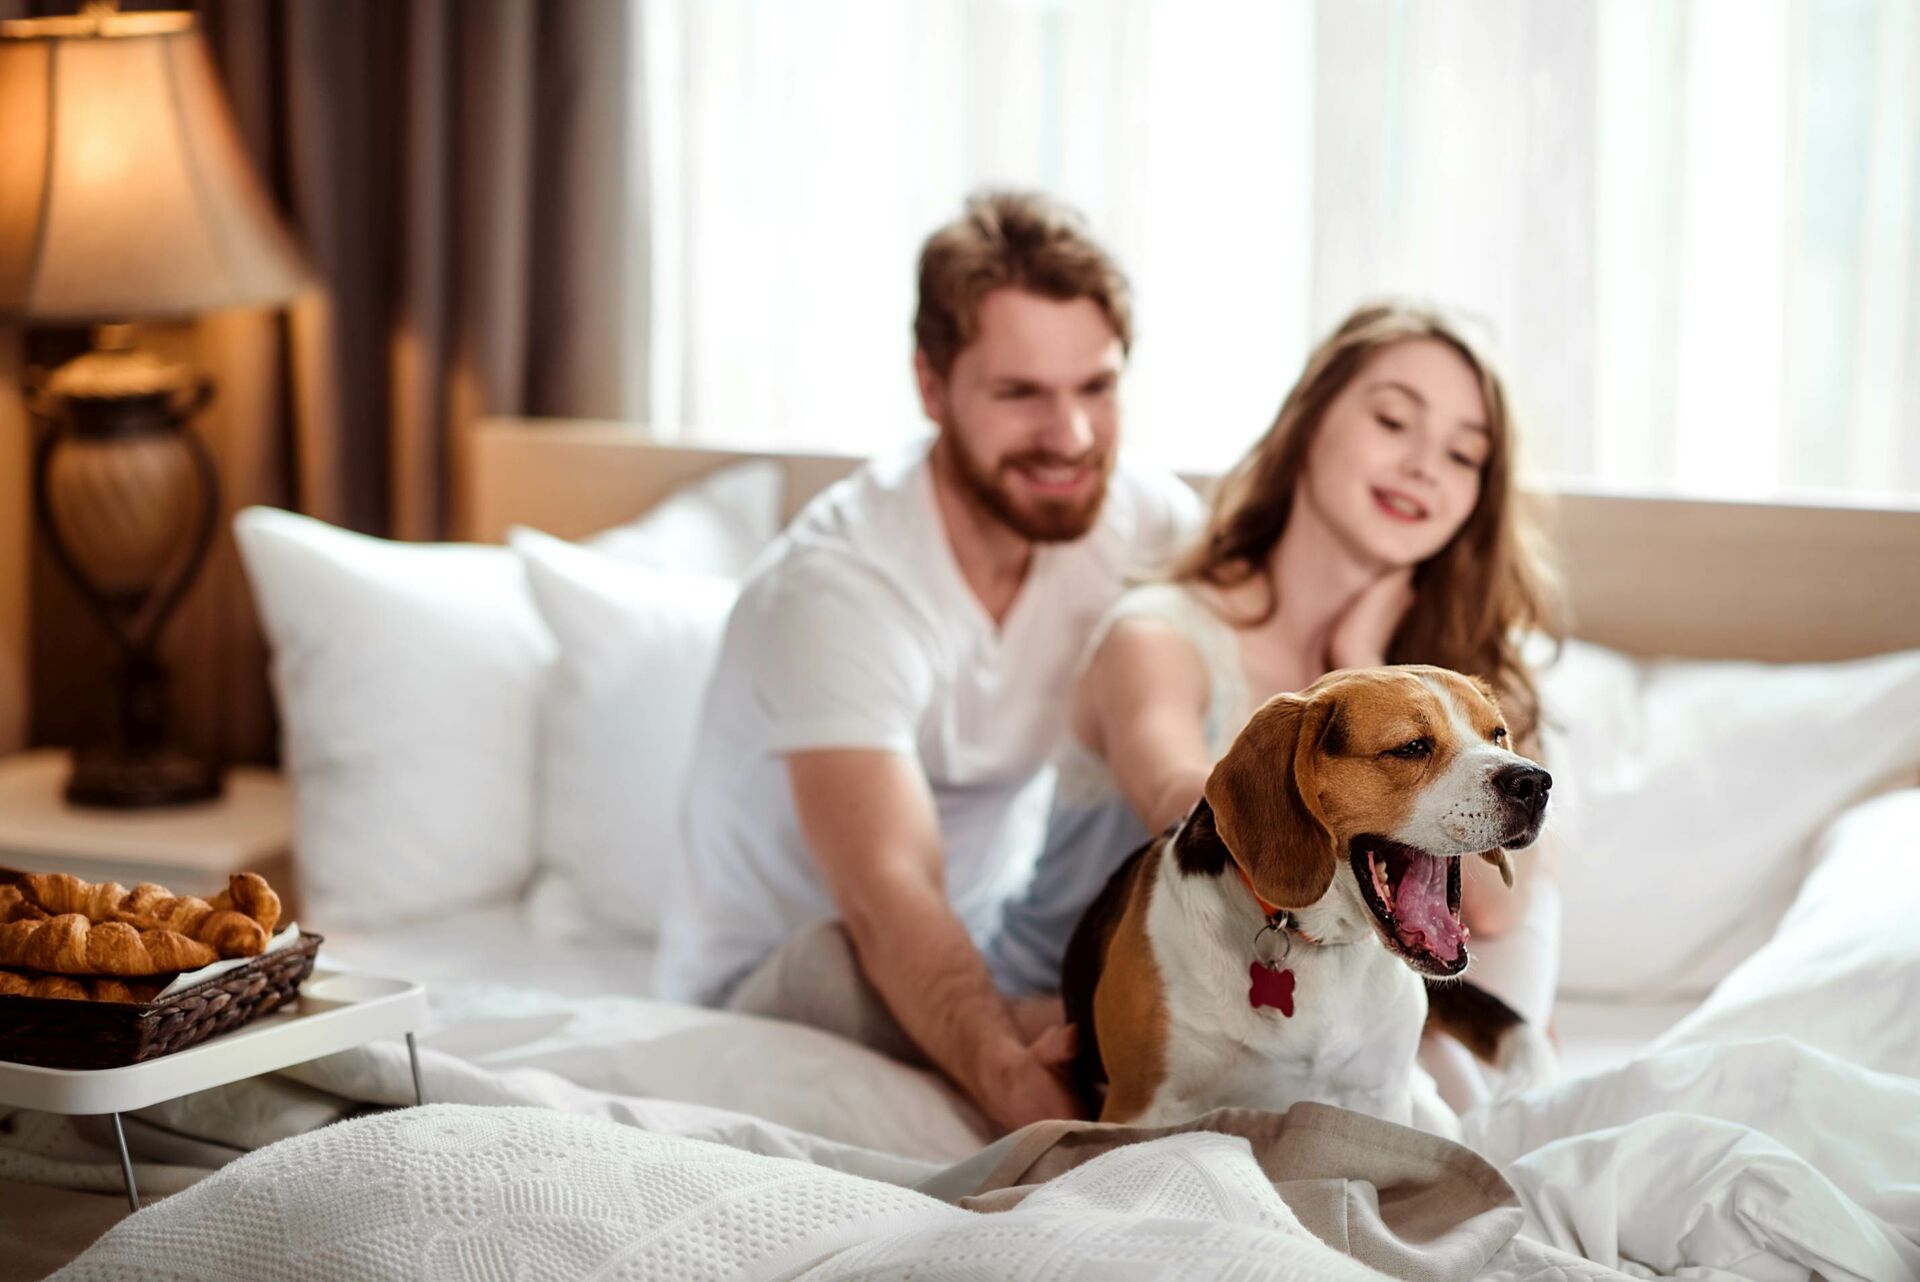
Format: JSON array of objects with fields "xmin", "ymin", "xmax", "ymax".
[{"xmin": 1249, "ymin": 962, "xmax": 1295, "ymax": 1016}]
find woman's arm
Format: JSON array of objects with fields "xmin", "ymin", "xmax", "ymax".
[
  {"xmin": 1079, "ymin": 608, "xmax": 1543, "ymax": 936},
  {"xmin": 1460, "ymin": 848, "xmax": 1532, "ymax": 935},
  {"xmin": 1072, "ymin": 618, "xmax": 1217, "ymax": 834},
  {"xmin": 1464, "ymin": 721, "xmax": 1552, "ymax": 935}
]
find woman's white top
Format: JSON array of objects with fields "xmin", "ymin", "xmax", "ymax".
[{"xmin": 987, "ymin": 581, "xmax": 1253, "ymax": 995}]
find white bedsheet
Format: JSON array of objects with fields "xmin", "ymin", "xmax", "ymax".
[
  {"xmin": 317, "ymin": 897, "xmax": 659, "ymax": 1001},
  {"xmin": 1550, "ymin": 999, "xmax": 1696, "ymax": 1083},
  {"xmin": 1464, "ymin": 1039, "xmax": 1920, "ymax": 1282},
  {"xmin": 316, "ymin": 903, "xmax": 1696, "ymax": 1096}
]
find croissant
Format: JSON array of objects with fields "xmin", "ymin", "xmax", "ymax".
[
  {"xmin": 17, "ymin": 873, "xmax": 131, "ymax": 921},
  {"xmin": 0, "ymin": 913, "xmax": 216, "ymax": 976},
  {"xmin": 21, "ymin": 872, "xmax": 272, "ymax": 959},
  {"xmin": 0, "ymin": 884, "xmax": 48, "ymax": 924},
  {"xmin": 0, "ymin": 968, "xmax": 164, "ymax": 1002},
  {"xmin": 93, "ymin": 976, "xmax": 166, "ymax": 1003},
  {"xmin": 111, "ymin": 884, "xmax": 266, "ymax": 958},
  {"xmin": 209, "ymin": 872, "xmax": 283, "ymax": 936},
  {"xmin": 0, "ymin": 969, "xmax": 87, "ymax": 1000}
]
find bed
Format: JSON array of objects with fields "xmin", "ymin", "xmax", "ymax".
[
  {"xmin": 451, "ymin": 416, "xmax": 1920, "ymax": 1074},
  {"xmin": 10, "ymin": 417, "xmax": 1920, "ymax": 1282}
]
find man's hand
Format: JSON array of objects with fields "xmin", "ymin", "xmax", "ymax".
[
  {"xmin": 789, "ymin": 749, "xmax": 1083, "ymax": 1132},
  {"xmin": 1008, "ymin": 993, "xmax": 1066, "ymax": 1043},
  {"xmin": 973, "ymin": 1031, "xmax": 1084, "ymax": 1132},
  {"xmin": 1327, "ymin": 567, "xmax": 1415, "ymax": 671}
]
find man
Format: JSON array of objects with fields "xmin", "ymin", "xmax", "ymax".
[{"xmin": 655, "ymin": 191, "xmax": 1199, "ymax": 1130}]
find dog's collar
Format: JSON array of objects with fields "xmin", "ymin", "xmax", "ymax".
[
  {"xmin": 1234, "ymin": 863, "xmax": 1320, "ymax": 945},
  {"xmin": 1234, "ymin": 862, "xmax": 1287, "ymax": 921}
]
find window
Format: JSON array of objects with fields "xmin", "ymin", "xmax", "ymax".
[{"xmin": 642, "ymin": 0, "xmax": 1920, "ymax": 500}]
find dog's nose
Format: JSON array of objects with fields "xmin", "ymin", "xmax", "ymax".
[{"xmin": 1494, "ymin": 764, "xmax": 1552, "ymax": 806}]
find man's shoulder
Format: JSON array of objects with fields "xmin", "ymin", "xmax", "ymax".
[
  {"xmin": 735, "ymin": 444, "xmax": 943, "ymax": 636},
  {"xmin": 788, "ymin": 438, "xmax": 932, "ymax": 537}
]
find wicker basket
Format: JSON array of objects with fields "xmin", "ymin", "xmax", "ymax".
[{"xmin": 0, "ymin": 932, "xmax": 323, "ymax": 1070}]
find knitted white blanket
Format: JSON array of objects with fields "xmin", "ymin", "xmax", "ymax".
[{"xmin": 49, "ymin": 1105, "xmax": 1390, "ymax": 1282}]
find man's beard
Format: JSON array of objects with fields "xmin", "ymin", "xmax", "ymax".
[{"xmin": 946, "ymin": 433, "xmax": 1112, "ymax": 544}]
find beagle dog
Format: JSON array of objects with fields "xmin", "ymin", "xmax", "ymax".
[{"xmin": 1061, "ymin": 665, "xmax": 1554, "ymax": 1135}]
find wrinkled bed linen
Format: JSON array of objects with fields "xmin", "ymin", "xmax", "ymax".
[
  {"xmin": 13, "ymin": 792, "xmax": 1920, "ymax": 1281},
  {"xmin": 1464, "ymin": 1038, "xmax": 1920, "ymax": 1282},
  {"xmin": 8, "ymin": 993, "xmax": 1916, "ymax": 1282}
]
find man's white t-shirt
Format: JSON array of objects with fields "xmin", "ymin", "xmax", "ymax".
[{"xmin": 654, "ymin": 439, "xmax": 1200, "ymax": 1005}]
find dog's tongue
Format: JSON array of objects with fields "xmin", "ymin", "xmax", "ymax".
[{"xmin": 1393, "ymin": 852, "xmax": 1461, "ymax": 962}]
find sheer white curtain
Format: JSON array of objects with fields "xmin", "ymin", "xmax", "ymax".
[{"xmin": 641, "ymin": 0, "xmax": 1920, "ymax": 500}]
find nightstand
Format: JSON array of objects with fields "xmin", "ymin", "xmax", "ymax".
[{"xmin": 0, "ymin": 750, "xmax": 295, "ymax": 910}]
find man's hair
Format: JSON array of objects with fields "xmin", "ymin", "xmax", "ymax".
[{"xmin": 913, "ymin": 190, "xmax": 1132, "ymax": 378}]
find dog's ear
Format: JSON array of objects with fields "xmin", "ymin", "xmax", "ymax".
[
  {"xmin": 1478, "ymin": 848, "xmax": 1515, "ymax": 888},
  {"xmin": 1204, "ymin": 692, "xmax": 1340, "ymax": 909}
]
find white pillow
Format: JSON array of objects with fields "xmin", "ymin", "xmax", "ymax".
[
  {"xmin": 236, "ymin": 461, "xmax": 782, "ymax": 932},
  {"xmin": 1540, "ymin": 639, "xmax": 1920, "ymax": 999},
  {"xmin": 579, "ymin": 458, "xmax": 782, "ymax": 578},
  {"xmin": 1652, "ymin": 787, "xmax": 1920, "ymax": 1077},
  {"xmin": 234, "ymin": 508, "xmax": 554, "ymax": 927},
  {"xmin": 512, "ymin": 528, "xmax": 736, "ymax": 940}
]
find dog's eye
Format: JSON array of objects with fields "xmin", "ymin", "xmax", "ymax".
[
  {"xmin": 1491, "ymin": 727, "xmax": 1508, "ymax": 743},
  {"xmin": 1386, "ymin": 738, "xmax": 1433, "ymax": 759}
]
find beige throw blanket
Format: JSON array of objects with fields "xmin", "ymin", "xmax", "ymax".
[{"xmin": 924, "ymin": 1102, "xmax": 1523, "ymax": 1282}]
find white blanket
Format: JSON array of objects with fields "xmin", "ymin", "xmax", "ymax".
[{"xmin": 49, "ymin": 1109, "xmax": 1404, "ymax": 1282}]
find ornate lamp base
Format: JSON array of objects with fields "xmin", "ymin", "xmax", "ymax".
[
  {"xmin": 66, "ymin": 746, "xmax": 223, "ymax": 809},
  {"xmin": 30, "ymin": 326, "xmax": 226, "ymax": 810}
]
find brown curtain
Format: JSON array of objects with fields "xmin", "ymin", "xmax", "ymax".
[
  {"xmin": 0, "ymin": 333, "xmax": 26, "ymax": 757},
  {"xmin": 10, "ymin": 0, "xmax": 649, "ymax": 766}
]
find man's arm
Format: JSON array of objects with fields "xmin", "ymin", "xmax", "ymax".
[{"xmin": 787, "ymin": 749, "xmax": 1080, "ymax": 1131}]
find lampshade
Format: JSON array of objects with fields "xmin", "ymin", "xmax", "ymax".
[{"xmin": 0, "ymin": 10, "xmax": 308, "ymax": 323}]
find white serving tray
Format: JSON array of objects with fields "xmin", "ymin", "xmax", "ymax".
[{"xmin": 0, "ymin": 966, "xmax": 427, "ymax": 1116}]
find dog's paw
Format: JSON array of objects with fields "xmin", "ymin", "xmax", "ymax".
[{"xmin": 1492, "ymin": 1023, "xmax": 1559, "ymax": 1098}]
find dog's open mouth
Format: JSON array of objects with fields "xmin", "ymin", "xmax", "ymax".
[{"xmin": 1350, "ymin": 838, "xmax": 1468, "ymax": 977}]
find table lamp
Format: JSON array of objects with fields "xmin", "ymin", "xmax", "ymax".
[{"xmin": 0, "ymin": 4, "xmax": 308, "ymax": 807}]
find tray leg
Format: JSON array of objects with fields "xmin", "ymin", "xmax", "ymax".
[
  {"xmin": 110, "ymin": 1112, "xmax": 139, "ymax": 1213},
  {"xmin": 406, "ymin": 1031, "xmax": 425, "ymax": 1106}
]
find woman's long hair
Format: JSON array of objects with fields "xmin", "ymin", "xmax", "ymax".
[{"xmin": 1171, "ymin": 302, "xmax": 1564, "ymax": 747}]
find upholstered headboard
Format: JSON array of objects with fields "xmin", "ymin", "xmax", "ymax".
[{"xmin": 465, "ymin": 417, "xmax": 1920, "ymax": 664}]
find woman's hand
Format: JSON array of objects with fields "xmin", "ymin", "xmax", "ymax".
[
  {"xmin": 1327, "ymin": 568, "xmax": 1415, "ymax": 671},
  {"xmin": 1460, "ymin": 843, "xmax": 1532, "ymax": 934}
]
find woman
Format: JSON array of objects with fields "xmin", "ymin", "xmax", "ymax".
[{"xmin": 991, "ymin": 302, "xmax": 1564, "ymax": 1106}]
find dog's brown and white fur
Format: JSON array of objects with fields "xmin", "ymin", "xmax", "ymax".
[{"xmin": 1062, "ymin": 666, "xmax": 1554, "ymax": 1136}]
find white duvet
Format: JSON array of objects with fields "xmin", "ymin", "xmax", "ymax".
[
  {"xmin": 52, "ymin": 1110, "xmax": 1411, "ymax": 1282},
  {"xmin": 31, "ymin": 1017, "xmax": 1911, "ymax": 1282},
  {"xmin": 21, "ymin": 792, "xmax": 1920, "ymax": 1281}
]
